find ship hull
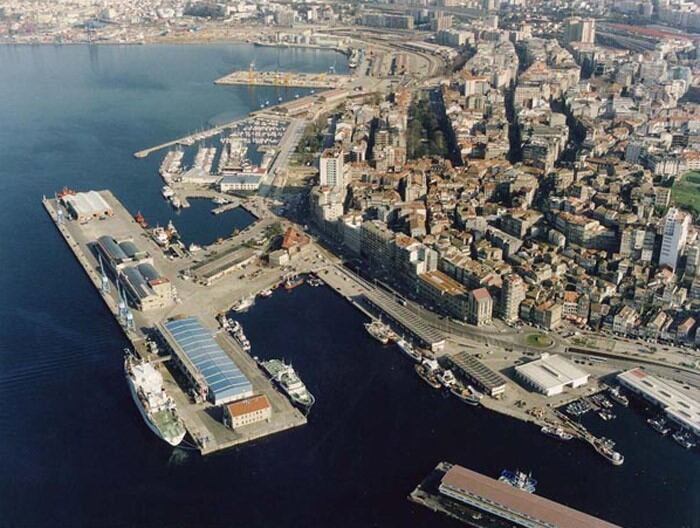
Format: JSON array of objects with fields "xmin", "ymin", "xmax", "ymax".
[{"xmin": 126, "ymin": 376, "xmax": 185, "ymax": 447}]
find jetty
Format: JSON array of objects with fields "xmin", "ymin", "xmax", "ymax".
[{"xmin": 43, "ymin": 190, "xmax": 306, "ymax": 455}]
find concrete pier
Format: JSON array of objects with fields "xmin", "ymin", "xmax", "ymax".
[
  {"xmin": 43, "ymin": 190, "xmax": 307, "ymax": 455},
  {"xmin": 214, "ymin": 70, "xmax": 351, "ymax": 89}
]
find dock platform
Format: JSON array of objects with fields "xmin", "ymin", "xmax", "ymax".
[
  {"xmin": 215, "ymin": 70, "xmax": 351, "ymax": 89},
  {"xmin": 43, "ymin": 190, "xmax": 307, "ymax": 455}
]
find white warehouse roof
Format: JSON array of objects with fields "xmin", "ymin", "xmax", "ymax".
[
  {"xmin": 515, "ymin": 353, "xmax": 589, "ymax": 395},
  {"xmin": 617, "ymin": 368, "xmax": 700, "ymax": 436},
  {"xmin": 63, "ymin": 191, "xmax": 112, "ymax": 219}
]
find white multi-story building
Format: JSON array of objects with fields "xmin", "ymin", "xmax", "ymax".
[
  {"xmin": 564, "ymin": 17, "xmax": 596, "ymax": 44},
  {"xmin": 500, "ymin": 273, "xmax": 525, "ymax": 322},
  {"xmin": 319, "ymin": 147, "xmax": 344, "ymax": 189},
  {"xmin": 659, "ymin": 208, "xmax": 690, "ymax": 271}
]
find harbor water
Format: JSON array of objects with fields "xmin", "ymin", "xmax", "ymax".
[{"xmin": 0, "ymin": 44, "xmax": 698, "ymax": 528}]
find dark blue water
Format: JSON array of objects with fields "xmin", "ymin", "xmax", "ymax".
[
  {"xmin": 169, "ymin": 200, "xmax": 256, "ymax": 246},
  {"xmin": 1, "ymin": 44, "xmax": 698, "ymax": 528}
]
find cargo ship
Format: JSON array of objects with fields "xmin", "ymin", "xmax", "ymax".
[
  {"xmin": 124, "ymin": 351, "xmax": 186, "ymax": 447},
  {"xmin": 258, "ymin": 358, "xmax": 315, "ymax": 412}
]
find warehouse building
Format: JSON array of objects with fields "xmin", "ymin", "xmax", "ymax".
[
  {"xmin": 120, "ymin": 262, "xmax": 174, "ymax": 311},
  {"xmin": 190, "ymin": 246, "xmax": 258, "ymax": 285},
  {"xmin": 362, "ymin": 288, "xmax": 446, "ymax": 352},
  {"xmin": 515, "ymin": 354, "xmax": 589, "ymax": 397},
  {"xmin": 61, "ymin": 191, "xmax": 113, "ymax": 222},
  {"xmin": 448, "ymin": 352, "xmax": 507, "ymax": 397},
  {"xmin": 160, "ymin": 317, "xmax": 253, "ymax": 406},
  {"xmin": 219, "ymin": 174, "xmax": 263, "ymax": 192},
  {"xmin": 94, "ymin": 235, "xmax": 173, "ymax": 311},
  {"xmin": 223, "ymin": 394, "xmax": 272, "ymax": 430},
  {"xmin": 439, "ymin": 464, "xmax": 621, "ymax": 528},
  {"xmin": 96, "ymin": 235, "xmax": 149, "ymax": 272},
  {"xmin": 618, "ymin": 368, "xmax": 700, "ymax": 436}
]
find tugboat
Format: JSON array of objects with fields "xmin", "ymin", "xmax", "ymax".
[
  {"xmin": 540, "ymin": 424, "xmax": 574, "ymax": 441},
  {"xmin": 364, "ymin": 319, "xmax": 394, "ymax": 345},
  {"xmin": 134, "ymin": 211, "xmax": 148, "ymax": 228},
  {"xmin": 498, "ymin": 470, "xmax": 537, "ymax": 493},
  {"xmin": 608, "ymin": 386, "xmax": 629, "ymax": 407},
  {"xmin": 284, "ymin": 274, "xmax": 304, "ymax": 290},
  {"xmin": 672, "ymin": 430, "xmax": 697, "ymax": 449},
  {"xmin": 647, "ymin": 416, "xmax": 671, "ymax": 435},
  {"xmin": 124, "ymin": 350, "xmax": 186, "ymax": 447},
  {"xmin": 257, "ymin": 358, "xmax": 315, "ymax": 413},
  {"xmin": 395, "ymin": 338, "xmax": 421, "ymax": 362},
  {"xmin": 595, "ymin": 438, "xmax": 624, "ymax": 466}
]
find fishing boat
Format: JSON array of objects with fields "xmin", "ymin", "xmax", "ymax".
[
  {"xmin": 284, "ymin": 274, "xmax": 304, "ymax": 290},
  {"xmin": 608, "ymin": 386, "xmax": 629, "ymax": 407},
  {"xmin": 540, "ymin": 425, "xmax": 574, "ymax": 441},
  {"xmin": 232, "ymin": 296, "xmax": 255, "ymax": 312},
  {"xmin": 450, "ymin": 385, "xmax": 481, "ymax": 406},
  {"xmin": 364, "ymin": 320, "xmax": 393, "ymax": 345},
  {"xmin": 415, "ymin": 360, "xmax": 441, "ymax": 389},
  {"xmin": 395, "ymin": 338, "xmax": 421, "ymax": 362},
  {"xmin": 672, "ymin": 430, "xmax": 697, "ymax": 449},
  {"xmin": 595, "ymin": 438, "xmax": 624, "ymax": 466}
]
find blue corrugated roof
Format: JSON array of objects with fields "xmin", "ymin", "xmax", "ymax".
[{"xmin": 163, "ymin": 317, "xmax": 252, "ymax": 405}]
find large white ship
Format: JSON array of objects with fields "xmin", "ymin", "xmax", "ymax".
[
  {"xmin": 124, "ymin": 351, "xmax": 186, "ymax": 446},
  {"xmin": 257, "ymin": 358, "xmax": 315, "ymax": 413}
]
